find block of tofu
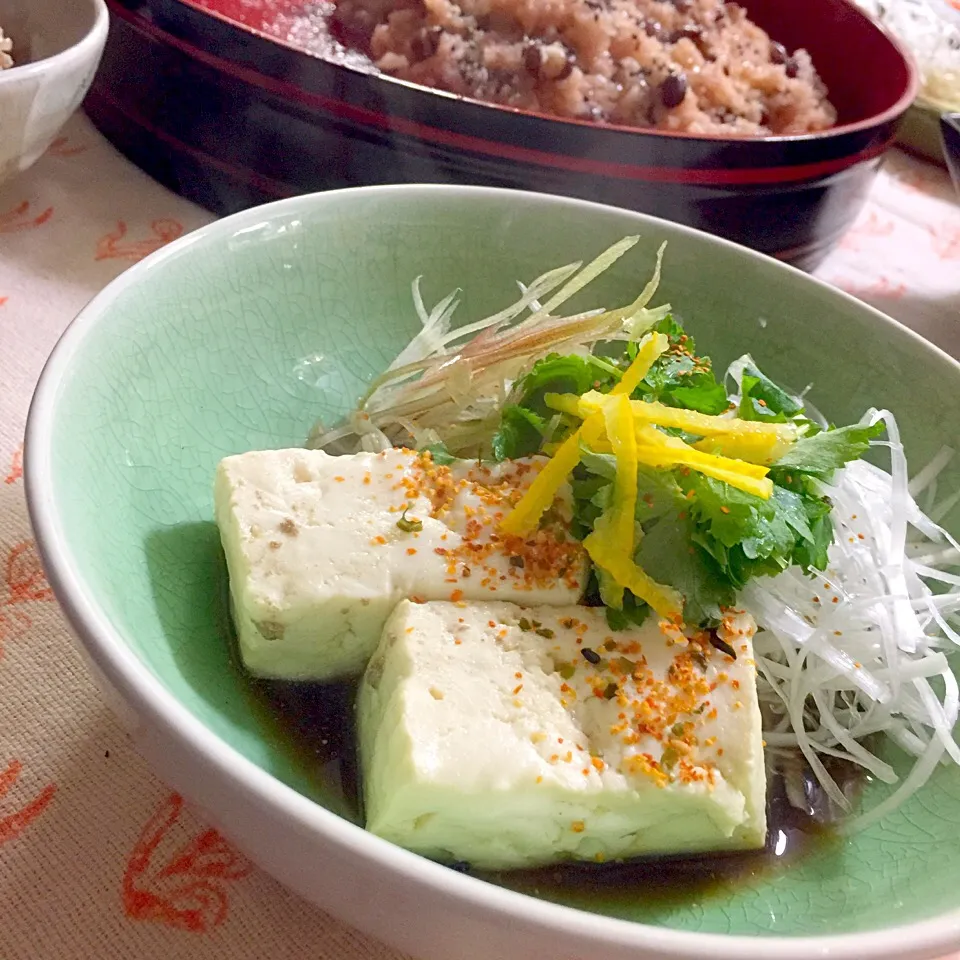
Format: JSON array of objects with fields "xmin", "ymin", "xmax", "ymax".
[
  {"xmin": 215, "ymin": 448, "xmax": 586, "ymax": 680},
  {"xmin": 358, "ymin": 601, "xmax": 766, "ymax": 869}
]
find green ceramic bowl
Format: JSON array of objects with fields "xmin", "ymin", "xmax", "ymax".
[{"xmin": 25, "ymin": 185, "xmax": 960, "ymax": 960}]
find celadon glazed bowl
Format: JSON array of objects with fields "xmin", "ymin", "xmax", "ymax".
[{"xmin": 25, "ymin": 185, "xmax": 960, "ymax": 960}]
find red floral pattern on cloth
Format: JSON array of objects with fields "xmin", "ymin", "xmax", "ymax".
[
  {"xmin": 838, "ymin": 209, "xmax": 896, "ymax": 252},
  {"xmin": 123, "ymin": 793, "xmax": 253, "ymax": 932},
  {"xmin": 817, "ymin": 152, "xmax": 960, "ymax": 357},
  {"xmin": 0, "ymin": 112, "xmax": 956, "ymax": 959},
  {"xmin": 0, "ymin": 538, "xmax": 55, "ymax": 657},
  {"xmin": 0, "ymin": 201, "xmax": 53, "ymax": 233},
  {"xmin": 4, "ymin": 446, "xmax": 22, "ymax": 485},
  {"xmin": 95, "ymin": 220, "xmax": 185, "ymax": 263},
  {"xmin": 930, "ymin": 222, "xmax": 960, "ymax": 261},
  {"xmin": 0, "ymin": 759, "xmax": 56, "ymax": 848}
]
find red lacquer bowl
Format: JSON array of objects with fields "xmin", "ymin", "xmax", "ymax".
[{"xmin": 86, "ymin": 0, "xmax": 918, "ymax": 269}]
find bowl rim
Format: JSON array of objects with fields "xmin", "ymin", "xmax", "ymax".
[
  {"xmin": 164, "ymin": 0, "xmax": 920, "ymax": 144},
  {"xmin": 24, "ymin": 182, "xmax": 960, "ymax": 960},
  {"xmin": 0, "ymin": 0, "xmax": 108, "ymax": 84}
]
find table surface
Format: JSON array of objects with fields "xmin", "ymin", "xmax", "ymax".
[{"xmin": 0, "ymin": 111, "xmax": 958, "ymax": 960}]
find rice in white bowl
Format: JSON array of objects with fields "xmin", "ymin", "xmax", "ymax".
[{"xmin": 0, "ymin": 27, "xmax": 13, "ymax": 70}]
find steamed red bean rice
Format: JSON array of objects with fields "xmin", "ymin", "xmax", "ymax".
[{"xmin": 332, "ymin": 0, "xmax": 837, "ymax": 134}]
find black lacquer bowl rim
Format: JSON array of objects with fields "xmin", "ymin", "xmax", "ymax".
[
  {"xmin": 148, "ymin": 0, "xmax": 920, "ymax": 172},
  {"xmin": 143, "ymin": 0, "xmax": 920, "ymax": 184}
]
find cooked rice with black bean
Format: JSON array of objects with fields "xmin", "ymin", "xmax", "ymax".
[{"xmin": 331, "ymin": 0, "xmax": 836, "ymax": 134}]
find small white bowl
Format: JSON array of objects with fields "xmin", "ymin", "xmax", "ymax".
[{"xmin": 0, "ymin": 0, "xmax": 108, "ymax": 186}]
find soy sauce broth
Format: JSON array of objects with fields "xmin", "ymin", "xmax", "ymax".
[
  {"xmin": 249, "ymin": 677, "xmax": 859, "ymax": 907},
  {"xmin": 489, "ymin": 770, "xmax": 847, "ymax": 909},
  {"xmin": 249, "ymin": 678, "xmax": 364, "ymax": 821}
]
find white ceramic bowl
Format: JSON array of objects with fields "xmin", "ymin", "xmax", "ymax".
[{"xmin": 0, "ymin": 0, "xmax": 108, "ymax": 185}]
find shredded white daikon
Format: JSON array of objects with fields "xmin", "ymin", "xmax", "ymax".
[{"xmin": 746, "ymin": 411, "xmax": 960, "ymax": 831}]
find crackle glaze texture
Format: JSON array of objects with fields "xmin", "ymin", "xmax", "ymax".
[{"xmin": 47, "ymin": 188, "xmax": 960, "ymax": 937}]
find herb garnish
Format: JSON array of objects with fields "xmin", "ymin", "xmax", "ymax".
[
  {"xmin": 396, "ymin": 509, "xmax": 423, "ymax": 533},
  {"xmin": 493, "ymin": 315, "xmax": 883, "ymax": 627}
]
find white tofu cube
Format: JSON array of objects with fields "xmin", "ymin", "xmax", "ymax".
[
  {"xmin": 215, "ymin": 448, "xmax": 585, "ymax": 680},
  {"xmin": 358, "ymin": 601, "xmax": 766, "ymax": 869}
]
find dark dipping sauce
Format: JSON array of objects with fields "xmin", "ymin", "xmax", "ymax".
[{"xmin": 251, "ymin": 677, "xmax": 863, "ymax": 907}]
